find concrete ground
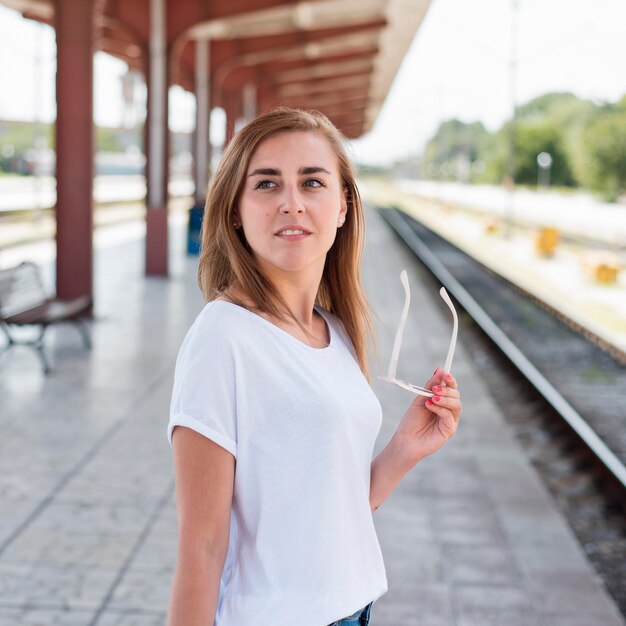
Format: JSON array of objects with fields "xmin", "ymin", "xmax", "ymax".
[{"xmin": 0, "ymin": 203, "xmax": 624, "ymax": 625}]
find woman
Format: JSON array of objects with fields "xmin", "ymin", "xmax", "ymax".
[{"xmin": 166, "ymin": 107, "xmax": 462, "ymax": 626}]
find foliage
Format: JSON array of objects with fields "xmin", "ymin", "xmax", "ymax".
[
  {"xmin": 416, "ymin": 91, "xmax": 626, "ymax": 199},
  {"xmin": 422, "ymin": 119, "xmax": 491, "ymax": 182},
  {"xmin": 487, "ymin": 119, "xmax": 574, "ymax": 186},
  {"xmin": 0, "ymin": 120, "xmax": 54, "ymax": 152},
  {"xmin": 578, "ymin": 112, "xmax": 626, "ymax": 200}
]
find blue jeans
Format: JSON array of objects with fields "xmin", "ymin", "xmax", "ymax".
[{"xmin": 327, "ymin": 601, "xmax": 373, "ymax": 625}]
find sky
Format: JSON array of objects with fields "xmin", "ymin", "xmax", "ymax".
[{"xmin": 0, "ymin": 0, "xmax": 625, "ymax": 166}]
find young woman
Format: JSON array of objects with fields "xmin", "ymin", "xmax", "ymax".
[{"xmin": 166, "ymin": 107, "xmax": 462, "ymax": 626}]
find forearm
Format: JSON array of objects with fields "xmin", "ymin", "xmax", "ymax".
[
  {"xmin": 167, "ymin": 549, "xmax": 226, "ymax": 626},
  {"xmin": 369, "ymin": 433, "xmax": 420, "ymax": 512}
]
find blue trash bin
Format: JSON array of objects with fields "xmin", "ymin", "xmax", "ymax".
[{"xmin": 187, "ymin": 203, "xmax": 204, "ymax": 255}]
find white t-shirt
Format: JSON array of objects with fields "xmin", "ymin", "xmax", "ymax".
[{"xmin": 167, "ymin": 300, "xmax": 388, "ymax": 626}]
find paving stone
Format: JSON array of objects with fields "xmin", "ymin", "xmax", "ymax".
[
  {"xmin": 106, "ymin": 566, "xmax": 174, "ymax": 611},
  {"xmin": 0, "ymin": 498, "xmax": 40, "ymax": 545},
  {"xmin": 372, "ymin": 582, "xmax": 453, "ymax": 625},
  {"xmin": 442, "ymin": 544, "xmax": 522, "ymax": 585},
  {"xmin": 96, "ymin": 609, "xmax": 167, "ymax": 626},
  {"xmin": 0, "ymin": 607, "xmax": 96, "ymax": 625},
  {"xmin": 526, "ymin": 568, "xmax": 617, "ymax": 613},
  {"xmin": 540, "ymin": 612, "xmax": 626, "ymax": 626},
  {"xmin": 429, "ymin": 492, "xmax": 506, "ymax": 549},
  {"xmin": 452, "ymin": 584, "xmax": 534, "ymax": 613},
  {"xmin": 2, "ymin": 531, "xmax": 137, "ymax": 567},
  {"xmin": 455, "ymin": 608, "xmax": 542, "ymax": 626},
  {"xmin": 26, "ymin": 502, "xmax": 154, "ymax": 536},
  {"xmin": 0, "ymin": 561, "xmax": 118, "ymax": 609},
  {"xmin": 54, "ymin": 475, "xmax": 166, "ymax": 507}
]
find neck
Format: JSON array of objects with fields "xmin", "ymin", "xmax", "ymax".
[{"xmin": 256, "ymin": 261, "xmax": 324, "ymax": 327}]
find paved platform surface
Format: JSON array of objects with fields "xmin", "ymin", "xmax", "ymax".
[{"xmin": 0, "ymin": 203, "xmax": 624, "ymax": 625}]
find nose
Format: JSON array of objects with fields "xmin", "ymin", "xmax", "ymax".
[{"xmin": 279, "ymin": 184, "xmax": 305, "ymax": 214}]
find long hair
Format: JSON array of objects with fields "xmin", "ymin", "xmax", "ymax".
[{"xmin": 197, "ymin": 106, "xmax": 379, "ymax": 382}]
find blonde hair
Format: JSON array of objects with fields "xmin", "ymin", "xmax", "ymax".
[{"xmin": 198, "ymin": 106, "xmax": 379, "ymax": 382}]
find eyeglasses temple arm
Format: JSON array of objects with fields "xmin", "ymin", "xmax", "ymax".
[
  {"xmin": 440, "ymin": 287, "xmax": 458, "ymax": 375},
  {"xmin": 386, "ymin": 270, "xmax": 411, "ymax": 379}
]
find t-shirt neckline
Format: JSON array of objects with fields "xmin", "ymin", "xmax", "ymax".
[{"xmin": 211, "ymin": 300, "xmax": 334, "ymax": 351}]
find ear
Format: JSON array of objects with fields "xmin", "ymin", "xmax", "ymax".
[{"xmin": 339, "ymin": 185, "xmax": 348, "ymax": 220}]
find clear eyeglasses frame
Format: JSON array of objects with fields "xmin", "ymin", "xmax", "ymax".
[{"xmin": 378, "ymin": 269, "xmax": 458, "ymax": 398}]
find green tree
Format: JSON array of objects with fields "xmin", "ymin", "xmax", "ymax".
[
  {"xmin": 515, "ymin": 121, "xmax": 574, "ymax": 186},
  {"xmin": 480, "ymin": 120, "xmax": 574, "ymax": 187},
  {"xmin": 515, "ymin": 92, "xmax": 581, "ymax": 122},
  {"xmin": 481, "ymin": 92, "xmax": 599, "ymax": 188},
  {"xmin": 422, "ymin": 118, "xmax": 490, "ymax": 181},
  {"xmin": 579, "ymin": 113, "xmax": 626, "ymax": 200}
]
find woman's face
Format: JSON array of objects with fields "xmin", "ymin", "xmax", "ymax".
[{"xmin": 236, "ymin": 130, "xmax": 348, "ymax": 281}]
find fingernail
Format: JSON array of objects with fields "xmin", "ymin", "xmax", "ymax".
[
  {"xmin": 433, "ymin": 385, "xmax": 442, "ymax": 393},
  {"xmin": 426, "ymin": 399, "xmax": 432, "ymax": 405},
  {"xmin": 433, "ymin": 367, "xmax": 439, "ymax": 376},
  {"xmin": 433, "ymin": 395, "xmax": 441, "ymax": 402},
  {"xmin": 446, "ymin": 374, "xmax": 452, "ymax": 380}
]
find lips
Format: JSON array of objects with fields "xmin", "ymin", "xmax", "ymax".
[{"xmin": 274, "ymin": 225, "xmax": 312, "ymax": 235}]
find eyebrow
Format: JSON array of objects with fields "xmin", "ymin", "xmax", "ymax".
[{"xmin": 247, "ymin": 166, "xmax": 331, "ymax": 177}]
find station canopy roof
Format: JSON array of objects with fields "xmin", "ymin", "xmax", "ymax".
[{"xmin": 2, "ymin": 0, "xmax": 431, "ymax": 138}]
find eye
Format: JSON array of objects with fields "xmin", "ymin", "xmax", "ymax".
[
  {"xmin": 254, "ymin": 179, "xmax": 276, "ymax": 190},
  {"xmin": 305, "ymin": 178, "xmax": 325, "ymax": 188}
]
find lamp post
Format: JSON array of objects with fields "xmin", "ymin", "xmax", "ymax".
[{"xmin": 537, "ymin": 151, "xmax": 552, "ymax": 188}]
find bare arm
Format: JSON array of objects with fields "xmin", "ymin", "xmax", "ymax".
[
  {"xmin": 167, "ymin": 426, "xmax": 236, "ymax": 626},
  {"xmin": 369, "ymin": 432, "xmax": 418, "ymax": 512}
]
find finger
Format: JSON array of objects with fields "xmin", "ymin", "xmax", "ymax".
[
  {"xmin": 425, "ymin": 366, "xmax": 444, "ymax": 388},
  {"xmin": 430, "ymin": 394, "xmax": 462, "ymax": 416},
  {"xmin": 440, "ymin": 371, "xmax": 458, "ymax": 389},
  {"xmin": 431, "ymin": 384, "xmax": 460, "ymax": 400}
]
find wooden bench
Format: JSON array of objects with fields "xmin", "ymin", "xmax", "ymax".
[{"xmin": 0, "ymin": 261, "xmax": 92, "ymax": 374}]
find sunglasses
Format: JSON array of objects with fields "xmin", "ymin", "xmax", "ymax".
[{"xmin": 378, "ymin": 270, "xmax": 458, "ymax": 398}]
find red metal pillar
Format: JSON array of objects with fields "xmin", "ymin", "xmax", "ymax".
[
  {"xmin": 145, "ymin": 0, "xmax": 169, "ymax": 275},
  {"xmin": 54, "ymin": 0, "xmax": 95, "ymax": 302}
]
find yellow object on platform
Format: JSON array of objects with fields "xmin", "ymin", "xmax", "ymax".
[
  {"xmin": 580, "ymin": 251, "xmax": 622, "ymax": 284},
  {"xmin": 534, "ymin": 227, "xmax": 560, "ymax": 257}
]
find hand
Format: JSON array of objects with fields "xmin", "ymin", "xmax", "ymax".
[{"xmin": 394, "ymin": 367, "xmax": 462, "ymax": 463}]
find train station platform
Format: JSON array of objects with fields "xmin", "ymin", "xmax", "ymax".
[{"xmin": 0, "ymin": 202, "xmax": 624, "ymax": 625}]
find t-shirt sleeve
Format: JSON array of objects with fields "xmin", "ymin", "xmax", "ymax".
[{"xmin": 167, "ymin": 313, "xmax": 238, "ymax": 458}]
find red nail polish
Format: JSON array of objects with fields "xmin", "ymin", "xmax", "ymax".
[
  {"xmin": 433, "ymin": 367, "xmax": 439, "ymax": 376},
  {"xmin": 433, "ymin": 395, "xmax": 441, "ymax": 402},
  {"xmin": 433, "ymin": 385, "xmax": 442, "ymax": 392},
  {"xmin": 426, "ymin": 399, "xmax": 432, "ymax": 405}
]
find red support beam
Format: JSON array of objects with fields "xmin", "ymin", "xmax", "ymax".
[
  {"xmin": 54, "ymin": 0, "xmax": 96, "ymax": 303},
  {"xmin": 145, "ymin": 0, "xmax": 169, "ymax": 276}
]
